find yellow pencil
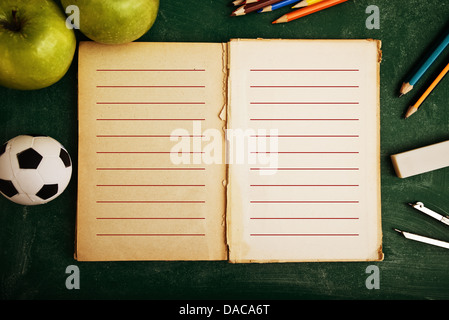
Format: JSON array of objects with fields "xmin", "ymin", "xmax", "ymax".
[
  {"xmin": 405, "ymin": 61, "xmax": 449, "ymax": 118},
  {"xmin": 292, "ymin": 0, "xmax": 325, "ymax": 8}
]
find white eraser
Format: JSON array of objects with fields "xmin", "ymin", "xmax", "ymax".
[{"xmin": 391, "ymin": 140, "xmax": 449, "ymax": 178}]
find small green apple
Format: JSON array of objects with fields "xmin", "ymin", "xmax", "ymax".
[
  {"xmin": 61, "ymin": 0, "xmax": 159, "ymax": 45},
  {"xmin": 0, "ymin": 0, "xmax": 76, "ymax": 90}
]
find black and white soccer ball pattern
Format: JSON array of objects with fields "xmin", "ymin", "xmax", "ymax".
[{"xmin": 0, "ymin": 135, "xmax": 72, "ymax": 205}]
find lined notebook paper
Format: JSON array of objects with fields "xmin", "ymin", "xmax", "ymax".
[
  {"xmin": 226, "ymin": 39, "xmax": 382, "ymax": 262},
  {"xmin": 77, "ymin": 42, "xmax": 227, "ymax": 261},
  {"xmin": 76, "ymin": 39, "xmax": 382, "ymax": 262}
]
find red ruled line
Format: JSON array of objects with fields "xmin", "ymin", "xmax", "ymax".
[
  {"xmin": 250, "ymin": 85, "xmax": 359, "ymax": 88},
  {"xmin": 96, "ymin": 102, "xmax": 205, "ymax": 105},
  {"xmin": 250, "ymin": 217, "xmax": 359, "ymax": 220},
  {"xmin": 250, "ymin": 151, "xmax": 359, "ymax": 154},
  {"xmin": 250, "ymin": 69, "xmax": 359, "ymax": 72},
  {"xmin": 97, "ymin": 217, "xmax": 205, "ymax": 220},
  {"xmin": 96, "ymin": 200, "xmax": 205, "ymax": 204},
  {"xmin": 250, "ymin": 167, "xmax": 359, "ymax": 171},
  {"xmin": 96, "ymin": 167, "xmax": 205, "ymax": 171},
  {"xmin": 250, "ymin": 201, "xmax": 359, "ymax": 204},
  {"xmin": 96, "ymin": 69, "xmax": 206, "ymax": 72},
  {"xmin": 96, "ymin": 135, "xmax": 205, "ymax": 138},
  {"xmin": 96, "ymin": 233, "xmax": 206, "ymax": 236},
  {"xmin": 96, "ymin": 118, "xmax": 206, "ymax": 121},
  {"xmin": 97, "ymin": 85, "xmax": 205, "ymax": 88},
  {"xmin": 250, "ymin": 135, "xmax": 359, "ymax": 138},
  {"xmin": 96, "ymin": 151, "xmax": 205, "ymax": 154},
  {"xmin": 97, "ymin": 184, "xmax": 205, "ymax": 187},
  {"xmin": 250, "ymin": 184, "xmax": 359, "ymax": 187},
  {"xmin": 250, "ymin": 102, "xmax": 359, "ymax": 105},
  {"xmin": 250, "ymin": 233, "xmax": 359, "ymax": 236},
  {"xmin": 250, "ymin": 119, "xmax": 359, "ymax": 121}
]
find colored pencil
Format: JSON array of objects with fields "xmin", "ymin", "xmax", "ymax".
[
  {"xmin": 232, "ymin": 0, "xmax": 260, "ymax": 6},
  {"xmin": 232, "ymin": 0, "xmax": 284, "ymax": 16},
  {"xmin": 399, "ymin": 30, "xmax": 449, "ymax": 96},
  {"xmin": 259, "ymin": 0, "xmax": 300, "ymax": 12},
  {"xmin": 272, "ymin": 0, "xmax": 348, "ymax": 24},
  {"xmin": 292, "ymin": 0, "xmax": 325, "ymax": 8},
  {"xmin": 404, "ymin": 61, "xmax": 449, "ymax": 118}
]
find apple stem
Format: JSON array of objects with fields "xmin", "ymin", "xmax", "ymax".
[
  {"xmin": 11, "ymin": 10, "xmax": 21, "ymax": 31},
  {"xmin": 12, "ymin": 10, "xmax": 17, "ymax": 22}
]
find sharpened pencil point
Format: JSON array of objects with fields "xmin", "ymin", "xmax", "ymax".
[
  {"xmin": 259, "ymin": 6, "xmax": 272, "ymax": 13},
  {"xmin": 404, "ymin": 105, "xmax": 418, "ymax": 119},
  {"xmin": 272, "ymin": 15, "xmax": 288, "ymax": 24},
  {"xmin": 231, "ymin": 6, "xmax": 245, "ymax": 16},
  {"xmin": 292, "ymin": 2, "xmax": 307, "ymax": 8},
  {"xmin": 399, "ymin": 82, "xmax": 413, "ymax": 96}
]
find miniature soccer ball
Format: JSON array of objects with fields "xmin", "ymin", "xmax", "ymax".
[{"xmin": 0, "ymin": 135, "xmax": 72, "ymax": 205}]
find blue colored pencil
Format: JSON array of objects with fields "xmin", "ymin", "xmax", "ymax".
[
  {"xmin": 258, "ymin": 0, "xmax": 300, "ymax": 12},
  {"xmin": 400, "ymin": 29, "xmax": 449, "ymax": 96}
]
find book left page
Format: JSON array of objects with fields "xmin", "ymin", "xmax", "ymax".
[{"xmin": 76, "ymin": 42, "xmax": 227, "ymax": 261}]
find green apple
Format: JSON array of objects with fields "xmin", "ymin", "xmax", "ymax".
[
  {"xmin": 61, "ymin": 0, "xmax": 159, "ymax": 45},
  {"xmin": 0, "ymin": 0, "xmax": 76, "ymax": 90}
]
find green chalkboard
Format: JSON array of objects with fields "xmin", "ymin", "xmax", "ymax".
[{"xmin": 1, "ymin": 0, "xmax": 449, "ymax": 302}]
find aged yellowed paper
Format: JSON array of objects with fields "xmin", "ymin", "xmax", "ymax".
[
  {"xmin": 77, "ymin": 39, "xmax": 382, "ymax": 262},
  {"xmin": 77, "ymin": 42, "xmax": 227, "ymax": 261},
  {"xmin": 226, "ymin": 39, "xmax": 382, "ymax": 262}
]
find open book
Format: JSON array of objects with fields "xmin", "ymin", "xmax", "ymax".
[{"xmin": 76, "ymin": 39, "xmax": 383, "ymax": 262}]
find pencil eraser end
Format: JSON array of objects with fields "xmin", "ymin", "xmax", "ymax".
[{"xmin": 391, "ymin": 140, "xmax": 449, "ymax": 178}]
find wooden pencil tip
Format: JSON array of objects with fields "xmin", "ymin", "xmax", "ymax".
[
  {"xmin": 259, "ymin": 6, "xmax": 271, "ymax": 13},
  {"xmin": 231, "ymin": 6, "xmax": 245, "ymax": 16},
  {"xmin": 292, "ymin": 3, "xmax": 307, "ymax": 8},
  {"xmin": 272, "ymin": 15, "xmax": 288, "ymax": 24},
  {"xmin": 399, "ymin": 82, "xmax": 413, "ymax": 96},
  {"xmin": 404, "ymin": 106, "xmax": 417, "ymax": 119}
]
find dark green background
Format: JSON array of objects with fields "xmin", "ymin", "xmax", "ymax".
[{"xmin": 1, "ymin": 0, "xmax": 449, "ymax": 300}]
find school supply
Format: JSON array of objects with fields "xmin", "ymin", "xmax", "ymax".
[{"xmin": 76, "ymin": 39, "xmax": 382, "ymax": 262}]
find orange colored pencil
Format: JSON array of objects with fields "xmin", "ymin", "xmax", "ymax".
[
  {"xmin": 404, "ymin": 61, "xmax": 449, "ymax": 118},
  {"xmin": 272, "ymin": 0, "xmax": 348, "ymax": 24}
]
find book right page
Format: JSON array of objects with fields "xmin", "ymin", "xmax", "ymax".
[{"xmin": 226, "ymin": 39, "xmax": 383, "ymax": 262}]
